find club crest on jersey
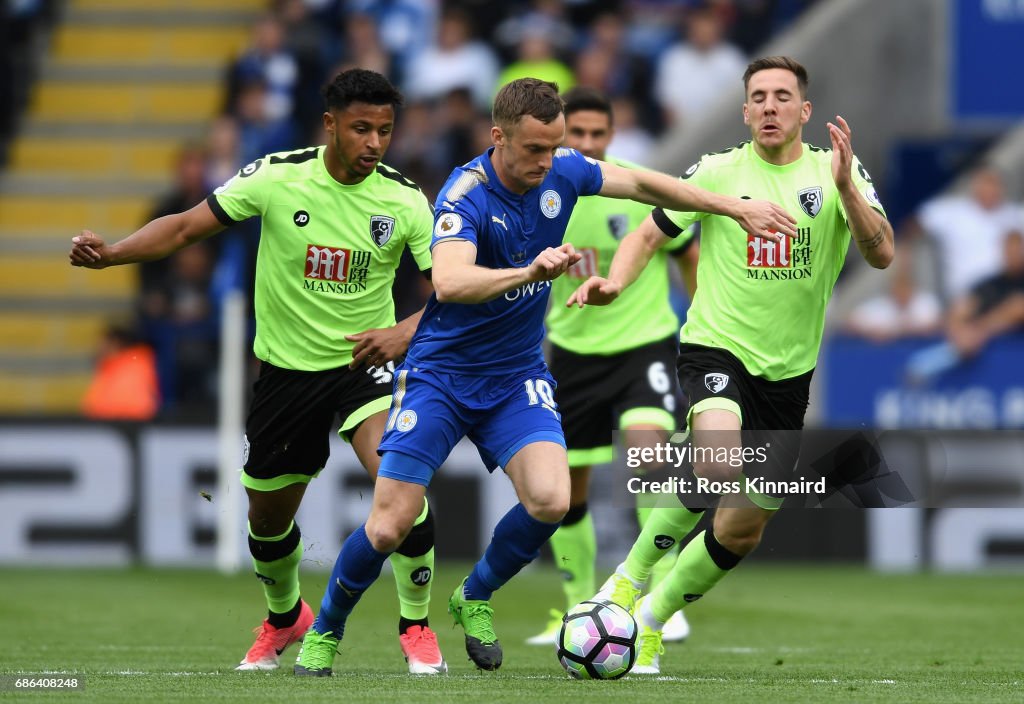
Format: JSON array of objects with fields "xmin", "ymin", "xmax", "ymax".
[
  {"xmin": 540, "ymin": 189, "xmax": 562, "ymax": 218},
  {"xmin": 797, "ymin": 186, "xmax": 823, "ymax": 218},
  {"xmin": 435, "ymin": 212, "xmax": 462, "ymax": 237},
  {"xmin": 704, "ymin": 373, "xmax": 730, "ymax": 393},
  {"xmin": 370, "ymin": 215, "xmax": 395, "ymax": 247},
  {"xmin": 395, "ymin": 410, "xmax": 417, "ymax": 432},
  {"xmin": 607, "ymin": 214, "xmax": 629, "ymax": 239}
]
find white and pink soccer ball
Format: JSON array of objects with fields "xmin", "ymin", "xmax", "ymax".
[{"xmin": 556, "ymin": 600, "xmax": 638, "ymax": 679}]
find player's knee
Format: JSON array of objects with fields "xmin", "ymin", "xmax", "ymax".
[
  {"xmin": 523, "ymin": 493, "xmax": 570, "ymax": 524},
  {"xmin": 714, "ymin": 523, "xmax": 764, "ymax": 557},
  {"xmin": 365, "ymin": 516, "xmax": 413, "ymax": 553}
]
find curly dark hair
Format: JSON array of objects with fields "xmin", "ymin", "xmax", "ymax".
[{"xmin": 322, "ymin": 68, "xmax": 404, "ymax": 112}]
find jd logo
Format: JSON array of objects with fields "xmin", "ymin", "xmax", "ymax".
[
  {"xmin": 293, "ymin": 210, "xmax": 310, "ymax": 227},
  {"xmin": 410, "ymin": 567, "xmax": 432, "ymax": 586},
  {"xmin": 254, "ymin": 572, "xmax": 276, "ymax": 586},
  {"xmin": 683, "ymin": 593, "xmax": 703, "ymax": 603},
  {"xmin": 654, "ymin": 535, "xmax": 676, "ymax": 550}
]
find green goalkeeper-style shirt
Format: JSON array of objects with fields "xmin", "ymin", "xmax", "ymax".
[
  {"xmin": 208, "ymin": 146, "xmax": 433, "ymax": 371},
  {"xmin": 655, "ymin": 141, "xmax": 885, "ymax": 381},
  {"xmin": 546, "ymin": 157, "xmax": 696, "ymax": 356}
]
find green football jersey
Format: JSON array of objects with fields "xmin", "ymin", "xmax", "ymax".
[
  {"xmin": 658, "ymin": 141, "xmax": 885, "ymax": 380},
  {"xmin": 547, "ymin": 157, "xmax": 695, "ymax": 355},
  {"xmin": 209, "ymin": 146, "xmax": 433, "ymax": 371}
]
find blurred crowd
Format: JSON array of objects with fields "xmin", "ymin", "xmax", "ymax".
[
  {"xmin": 0, "ymin": 0, "xmax": 57, "ymax": 164},
  {"xmin": 90, "ymin": 0, "xmax": 817, "ymax": 419},
  {"xmin": 843, "ymin": 167, "xmax": 1024, "ymax": 385}
]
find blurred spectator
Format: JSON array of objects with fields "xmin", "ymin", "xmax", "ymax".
[
  {"xmin": 435, "ymin": 88, "xmax": 487, "ymax": 171},
  {"xmin": 336, "ymin": 12, "xmax": 392, "ymax": 81},
  {"xmin": 140, "ymin": 243, "xmax": 220, "ymax": 415},
  {"xmin": 495, "ymin": 31, "xmax": 576, "ymax": 96},
  {"xmin": 384, "ymin": 99, "xmax": 444, "ymax": 197},
  {"xmin": 234, "ymin": 79, "xmax": 299, "ymax": 164},
  {"xmin": 845, "ymin": 269, "xmax": 942, "ymax": 343},
  {"xmin": 140, "ymin": 142, "xmax": 216, "ymax": 287},
  {"xmin": 653, "ymin": 5, "xmax": 746, "ymax": 129},
  {"xmin": 204, "ymin": 115, "xmax": 243, "ymax": 190},
  {"xmin": 577, "ymin": 12, "xmax": 656, "ymax": 120},
  {"xmin": 403, "ymin": 7, "xmax": 499, "ymax": 110},
  {"xmin": 903, "ymin": 166, "xmax": 1023, "ymax": 303},
  {"xmin": 345, "ymin": 0, "xmax": 436, "ymax": 84},
  {"xmin": 947, "ymin": 231, "xmax": 1024, "ymax": 357},
  {"xmin": 905, "ymin": 232, "xmax": 1024, "ymax": 385},
  {"xmin": 225, "ymin": 14, "xmax": 300, "ymax": 126},
  {"xmin": 276, "ymin": 0, "xmax": 334, "ymax": 141},
  {"xmin": 622, "ymin": 0, "xmax": 688, "ymax": 62},
  {"xmin": 494, "ymin": 0, "xmax": 577, "ymax": 63},
  {"xmin": 81, "ymin": 324, "xmax": 160, "ymax": 421},
  {"xmin": 0, "ymin": 0, "xmax": 56, "ymax": 162},
  {"xmin": 607, "ymin": 96, "xmax": 655, "ymax": 166}
]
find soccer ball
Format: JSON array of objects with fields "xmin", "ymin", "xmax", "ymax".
[{"xmin": 556, "ymin": 600, "xmax": 637, "ymax": 679}]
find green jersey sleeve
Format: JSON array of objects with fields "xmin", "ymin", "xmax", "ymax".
[
  {"xmin": 405, "ymin": 193, "xmax": 434, "ymax": 271},
  {"xmin": 652, "ymin": 156, "xmax": 715, "ymax": 237},
  {"xmin": 208, "ymin": 157, "xmax": 271, "ymax": 223},
  {"xmin": 838, "ymin": 155, "xmax": 887, "ymax": 222}
]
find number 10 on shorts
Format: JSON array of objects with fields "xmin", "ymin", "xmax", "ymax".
[{"xmin": 524, "ymin": 379, "xmax": 557, "ymax": 415}]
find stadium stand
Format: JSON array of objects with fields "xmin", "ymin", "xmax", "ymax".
[{"xmin": 0, "ymin": 0, "xmax": 262, "ymax": 413}]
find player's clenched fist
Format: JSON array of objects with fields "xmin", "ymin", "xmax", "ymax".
[
  {"xmin": 69, "ymin": 231, "xmax": 111, "ymax": 269},
  {"xmin": 528, "ymin": 243, "xmax": 582, "ymax": 281}
]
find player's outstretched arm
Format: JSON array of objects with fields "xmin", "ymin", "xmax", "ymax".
[
  {"xmin": 432, "ymin": 239, "xmax": 581, "ymax": 304},
  {"xmin": 596, "ymin": 160, "xmax": 797, "ymax": 242},
  {"xmin": 829, "ymin": 115, "xmax": 894, "ymax": 269},
  {"xmin": 567, "ymin": 215, "xmax": 669, "ymax": 308},
  {"xmin": 69, "ymin": 200, "xmax": 225, "ymax": 269}
]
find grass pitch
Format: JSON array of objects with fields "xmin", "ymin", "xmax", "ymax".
[{"xmin": 2, "ymin": 563, "xmax": 1021, "ymax": 703}]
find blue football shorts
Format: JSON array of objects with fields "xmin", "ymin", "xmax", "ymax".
[{"xmin": 376, "ymin": 362, "xmax": 566, "ymax": 486}]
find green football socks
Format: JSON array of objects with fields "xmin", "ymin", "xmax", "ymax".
[
  {"xmin": 389, "ymin": 498, "xmax": 434, "ymax": 621},
  {"xmin": 249, "ymin": 521, "xmax": 303, "ymax": 618},
  {"xmin": 624, "ymin": 503, "xmax": 703, "ymax": 583},
  {"xmin": 649, "ymin": 529, "xmax": 743, "ymax": 623}
]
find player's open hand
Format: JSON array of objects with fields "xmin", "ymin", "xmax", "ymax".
[
  {"xmin": 566, "ymin": 276, "xmax": 623, "ymax": 308},
  {"xmin": 731, "ymin": 199, "xmax": 797, "ymax": 243},
  {"xmin": 828, "ymin": 115, "xmax": 854, "ymax": 190},
  {"xmin": 345, "ymin": 326, "xmax": 408, "ymax": 369},
  {"xmin": 529, "ymin": 243, "xmax": 582, "ymax": 281},
  {"xmin": 69, "ymin": 230, "xmax": 111, "ymax": 268}
]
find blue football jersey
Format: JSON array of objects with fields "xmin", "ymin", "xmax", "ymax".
[{"xmin": 405, "ymin": 147, "xmax": 604, "ymax": 375}]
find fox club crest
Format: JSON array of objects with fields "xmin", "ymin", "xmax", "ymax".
[
  {"xmin": 797, "ymin": 186, "xmax": 823, "ymax": 218},
  {"xmin": 370, "ymin": 215, "xmax": 395, "ymax": 247}
]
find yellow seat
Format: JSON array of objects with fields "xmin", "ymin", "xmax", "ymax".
[
  {"xmin": 29, "ymin": 82, "xmax": 223, "ymax": 124},
  {"xmin": 0, "ymin": 255, "xmax": 137, "ymax": 300},
  {"xmin": 9, "ymin": 137, "xmax": 181, "ymax": 179},
  {"xmin": 0, "ymin": 311, "xmax": 115, "ymax": 357},
  {"xmin": 0, "ymin": 371, "xmax": 94, "ymax": 414},
  {"xmin": 51, "ymin": 26, "xmax": 250, "ymax": 67},
  {"xmin": 0, "ymin": 195, "xmax": 150, "ymax": 235},
  {"xmin": 70, "ymin": 0, "xmax": 265, "ymax": 11}
]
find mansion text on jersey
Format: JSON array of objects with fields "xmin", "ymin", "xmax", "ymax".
[{"xmin": 746, "ymin": 226, "xmax": 812, "ymax": 281}]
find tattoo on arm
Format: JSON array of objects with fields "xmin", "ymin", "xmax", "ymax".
[{"xmin": 856, "ymin": 219, "xmax": 886, "ymax": 250}]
